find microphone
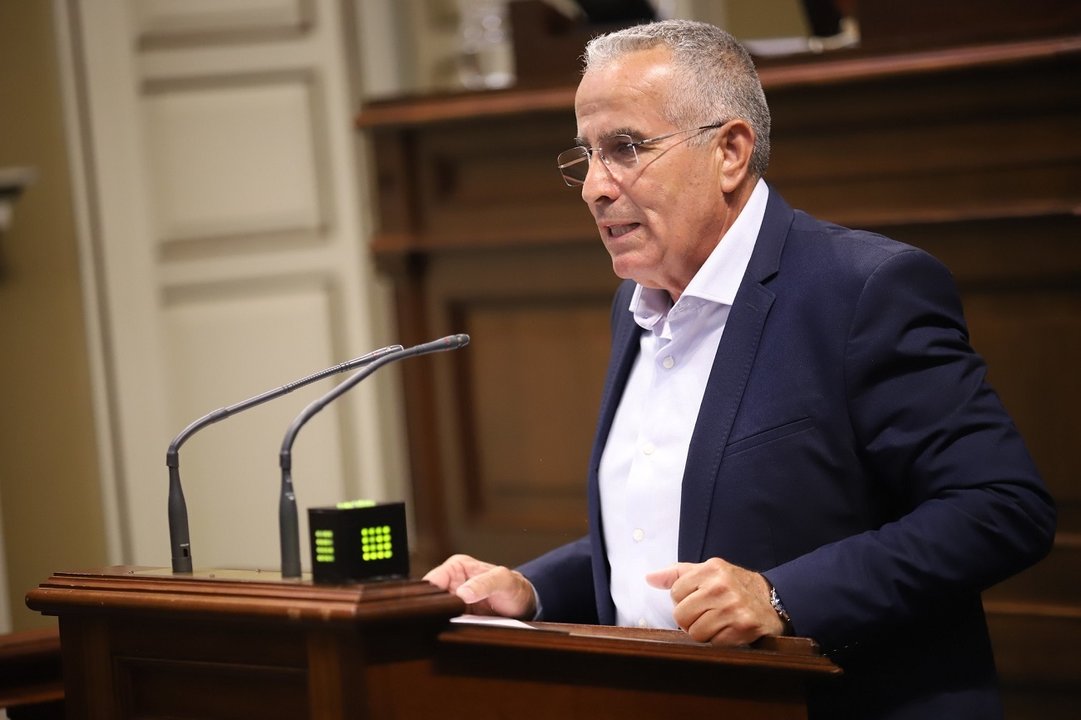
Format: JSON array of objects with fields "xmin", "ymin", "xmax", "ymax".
[
  {"xmin": 165, "ymin": 344, "xmax": 404, "ymax": 573},
  {"xmin": 277, "ymin": 333, "xmax": 470, "ymax": 578}
]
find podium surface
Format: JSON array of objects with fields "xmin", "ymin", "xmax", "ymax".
[{"xmin": 27, "ymin": 567, "xmax": 839, "ymax": 719}]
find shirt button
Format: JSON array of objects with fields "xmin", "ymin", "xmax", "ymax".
[
  {"xmin": 632, "ymin": 528, "xmax": 645, "ymax": 542},
  {"xmin": 642, "ymin": 442, "xmax": 655, "ymax": 455},
  {"xmin": 662, "ymin": 356, "xmax": 675, "ymax": 369},
  {"xmin": 637, "ymin": 618, "xmax": 648, "ymax": 628}
]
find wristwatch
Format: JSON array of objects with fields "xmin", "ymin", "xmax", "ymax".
[{"xmin": 768, "ymin": 583, "xmax": 792, "ymax": 631}]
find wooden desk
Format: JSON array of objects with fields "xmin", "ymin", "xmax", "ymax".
[
  {"xmin": 26, "ymin": 567, "xmax": 839, "ymax": 719},
  {"xmin": 0, "ymin": 626, "xmax": 63, "ymax": 719}
]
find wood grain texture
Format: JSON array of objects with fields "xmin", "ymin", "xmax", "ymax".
[{"xmin": 357, "ymin": 33, "xmax": 1081, "ymax": 719}]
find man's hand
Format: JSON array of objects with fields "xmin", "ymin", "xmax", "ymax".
[
  {"xmin": 646, "ymin": 558, "xmax": 785, "ymax": 645},
  {"xmin": 423, "ymin": 554, "xmax": 537, "ymax": 619}
]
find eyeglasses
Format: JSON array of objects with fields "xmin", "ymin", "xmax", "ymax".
[{"xmin": 556, "ymin": 121, "xmax": 728, "ymax": 187}]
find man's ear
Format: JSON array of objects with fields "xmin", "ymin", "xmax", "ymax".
[{"xmin": 716, "ymin": 119, "xmax": 756, "ymax": 193}]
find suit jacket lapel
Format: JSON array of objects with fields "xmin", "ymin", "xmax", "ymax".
[
  {"xmin": 678, "ymin": 190, "xmax": 794, "ymax": 561},
  {"xmin": 589, "ymin": 280, "xmax": 642, "ymax": 624}
]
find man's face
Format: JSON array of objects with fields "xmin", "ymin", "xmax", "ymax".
[{"xmin": 575, "ymin": 46, "xmax": 729, "ymax": 300}]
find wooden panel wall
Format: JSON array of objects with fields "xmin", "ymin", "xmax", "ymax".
[{"xmin": 358, "ymin": 35, "xmax": 1081, "ymax": 719}]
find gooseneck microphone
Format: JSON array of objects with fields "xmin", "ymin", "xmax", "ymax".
[
  {"xmin": 165, "ymin": 344, "xmax": 404, "ymax": 573},
  {"xmin": 277, "ymin": 333, "xmax": 470, "ymax": 578}
]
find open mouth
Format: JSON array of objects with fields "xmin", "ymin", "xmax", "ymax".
[{"xmin": 608, "ymin": 223, "xmax": 640, "ymax": 238}]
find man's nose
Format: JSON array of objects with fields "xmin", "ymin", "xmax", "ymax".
[{"xmin": 581, "ymin": 154, "xmax": 618, "ymax": 205}]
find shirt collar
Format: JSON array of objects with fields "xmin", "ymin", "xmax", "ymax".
[{"xmin": 629, "ymin": 178, "xmax": 770, "ymax": 329}]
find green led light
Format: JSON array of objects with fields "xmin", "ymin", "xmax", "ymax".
[
  {"xmin": 360, "ymin": 524, "xmax": 394, "ymax": 562},
  {"xmin": 314, "ymin": 527, "xmax": 336, "ymax": 562},
  {"xmin": 337, "ymin": 499, "xmax": 377, "ymax": 510}
]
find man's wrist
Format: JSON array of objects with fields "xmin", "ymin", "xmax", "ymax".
[
  {"xmin": 766, "ymin": 581, "xmax": 793, "ymax": 634},
  {"xmin": 528, "ymin": 581, "xmax": 543, "ymax": 621}
]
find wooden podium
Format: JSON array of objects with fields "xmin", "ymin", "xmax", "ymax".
[{"xmin": 27, "ymin": 567, "xmax": 840, "ymax": 719}]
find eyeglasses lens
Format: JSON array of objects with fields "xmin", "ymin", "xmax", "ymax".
[
  {"xmin": 556, "ymin": 135, "xmax": 638, "ymax": 187},
  {"xmin": 557, "ymin": 148, "xmax": 589, "ymax": 186}
]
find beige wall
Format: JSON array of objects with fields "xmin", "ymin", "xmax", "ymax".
[{"xmin": 0, "ymin": 0, "xmax": 107, "ymax": 631}]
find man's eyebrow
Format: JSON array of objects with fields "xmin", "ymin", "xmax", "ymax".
[{"xmin": 573, "ymin": 128, "xmax": 642, "ymax": 147}]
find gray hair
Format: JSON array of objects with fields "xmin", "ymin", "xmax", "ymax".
[{"xmin": 583, "ymin": 20, "xmax": 771, "ymax": 177}]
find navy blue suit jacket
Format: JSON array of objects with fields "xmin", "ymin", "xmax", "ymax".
[{"xmin": 519, "ymin": 189, "xmax": 1056, "ymax": 719}]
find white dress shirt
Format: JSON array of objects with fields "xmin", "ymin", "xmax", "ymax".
[{"xmin": 599, "ymin": 179, "xmax": 769, "ymax": 629}]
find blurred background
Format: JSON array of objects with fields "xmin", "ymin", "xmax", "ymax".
[{"xmin": 1, "ymin": 1, "xmax": 1078, "ymax": 716}]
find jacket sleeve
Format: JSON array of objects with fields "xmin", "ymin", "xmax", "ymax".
[
  {"xmin": 763, "ymin": 248, "xmax": 1056, "ymax": 651},
  {"xmin": 517, "ymin": 536, "xmax": 598, "ymax": 624}
]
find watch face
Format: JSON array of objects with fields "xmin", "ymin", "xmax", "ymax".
[{"xmin": 770, "ymin": 586, "xmax": 791, "ymax": 622}]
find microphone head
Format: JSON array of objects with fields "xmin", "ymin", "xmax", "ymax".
[{"xmin": 449, "ymin": 333, "xmax": 470, "ymax": 348}]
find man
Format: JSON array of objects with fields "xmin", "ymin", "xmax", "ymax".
[{"xmin": 424, "ymin": 19, "xmax": 1055, "ymax": 719}]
